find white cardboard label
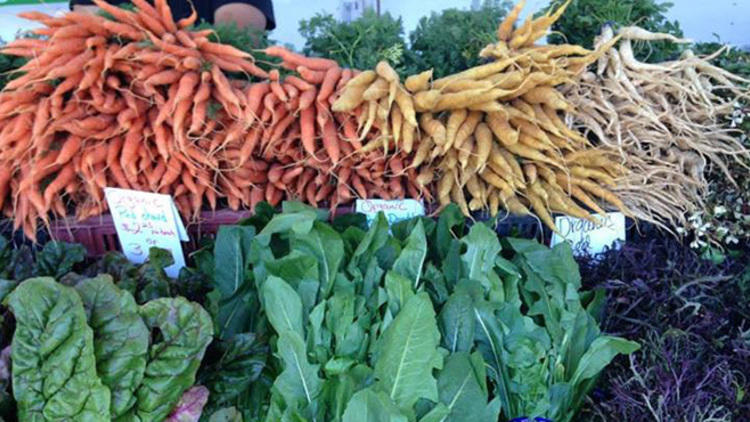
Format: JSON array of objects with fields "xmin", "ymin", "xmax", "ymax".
[
  {"xmin": 551, "ymin": 212, "xmax": 626, "ymax": 256},
  {"xmin": 104, "ymin": 188, "xmax": 188, "ymax": 277},
  {"xmin": 355, "ymin": 199, "xmax": 425, "ymax": 226}
]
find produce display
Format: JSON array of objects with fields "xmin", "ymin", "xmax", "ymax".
[
  {"xmin": 0, "ymin": 203, "xmax": 640, "ymax": 421},
  {"xmin": 0, "ymin": 0, "xmax": 747, "ymax": 419}
]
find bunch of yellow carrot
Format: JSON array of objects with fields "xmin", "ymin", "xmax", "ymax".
[
  {"xmin": 334, "ymin": 0, "xmax": 630, "ymax": 230},
  {"xmin": 0, "ymin": 0, "xmax": 417, "ymax": 239}
]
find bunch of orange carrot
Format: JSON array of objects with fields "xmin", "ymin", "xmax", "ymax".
[{"xmin": 0, "ymin": 0, "xmax": 418, "ymax": 239}]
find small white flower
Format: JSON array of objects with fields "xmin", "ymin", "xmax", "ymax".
[
  {"xmin": 713, "ymin": 205, "xmax": 728, "ymax": 216},
  {"xmin": 726, "ymin": 235, "xmax": 739, "ymax": 245}
]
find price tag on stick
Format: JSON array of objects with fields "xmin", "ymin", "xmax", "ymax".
[
  {"xmin": 355, "ymin": 199, "xmax": 425, "ymax": 227},
  {"xmin": 550, "ymin": 212, "xmax": 626, "ymax": 256},
  {"xmin": 104, "ymin": 188, "xmax": 188, "ymax": 277}
]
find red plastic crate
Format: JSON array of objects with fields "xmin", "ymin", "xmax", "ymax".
[{"xmin": 49, "ymin": 209, "xmax": 252, "ymax": 257}]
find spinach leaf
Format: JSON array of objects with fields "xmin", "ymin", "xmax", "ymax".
[
  {"xmin": 373, "ymin": 292, "xmax": 441, "ymax": 411},
  {"xmin": 342, "ymin": 388, "xmax": 408, "ymax": 422},
  {"xmin": 212, "ymin": 226, "xmax": 257, "ymax": 339}
]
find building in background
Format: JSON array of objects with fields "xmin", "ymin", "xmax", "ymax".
[{"xmin": 339, "ymin": 0, "xmax": 377, "ymax": 23}]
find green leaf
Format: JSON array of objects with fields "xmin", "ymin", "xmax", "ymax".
[
  {"xmin": 461, "ymin": 224, "xmax": 502, "ymax": 285},
  {"xmin": 348, "ymin": 214, "xmax": 390, "ymax": 276},
  {"xmin": 212, "ymin": 226, "xmax": 256, "ymax": 339},
  {"xmin": 263, "ymin": 276, "xmax": 305, "ymax": 339},
  {"xmin": 214, "ymin": 226, "xmax": 256, "ymax": 298},
  {"xmin": 75, "ymin": 275, "xmax": 149, "ymax": 419},
  {"xmin": 266, "ymin": 251, "xmax": 320, "ymax": 315},
  {"xmin": 435, "ymin": 205, "xmax": 466, "ymax": 259},
  {"xmin": 273, "ymin": 331, "xmax": 323, "ymax": 413},
  {"xmin": 33, "ymin": 241, "xmax": 86, "ymax": 278},
  {"xmin": 201, "ymin": 333, "xmax": 267, "ymax": 407},
  {"xmin": 436, "ymin": 352, "xmax": 499, "ymax": 422},
  {"xmin": 570, "ymin": 336, "xmax": 640, "ymax": 386},
  {"xmin": 256, "ymin": 210, "xmax": 318, "ymax": 246},
  {"xmin": 136, "ymin": 248, "xmax": 175, "ymax": 303},
  {"xmin": 291, "ymin": 222, "xmax": 344, "ymax": 298},
  {"xmin": 323, "ymin": 363, "xmax": 373, "ymax": 420},
  {"xmin": 418, "ymin": 404, "xmax": 450, "ymax": 422},
  {"xmin": 391, "ymin": 221, "xmax": 427, "ymax": 288},
  {"xmin": 374, "ymin": 292, "xmax": 442, "ymax": 411},
  {"xmin": 342, "ymin": 388, "xmax": 408, "ymax": 422},
  {"xmin": 385, "ymin": 271, "xmax": 415, "ymax": 316},
  {"xmin": 8, "ymin": 277, "xmax": 111, "ymax": 421},
  {"xmin": 134, "ymin": 297, "xmax": 214, "ymax": 422},
  {"xmin": 438, "ymin": 288, "xmax": 475, "ymax": 353},
  {"xmin": 0, "ymin": 279, "xmax": 16, "ymax": 304},
  {"xmin": 209, "ymin": 407, "xmax": 244, "ymax": 422}
]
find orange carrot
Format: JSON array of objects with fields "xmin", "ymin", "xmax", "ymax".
[
  {"xmin": 317, "ymin": 67, "xmax": 343, "ymax": 102},
  {"xmin": 297, "ymin": 66, "xmax": 326, "ymax": 84}
]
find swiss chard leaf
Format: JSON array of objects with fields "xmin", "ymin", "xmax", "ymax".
[
  {"xmin": 134, "ymin": 297, "xmax": 213, "ymax": 422},
  {"xmin": 8, "ymin": 277, "xmax": 111, "ymax": 421},
  {"xmin": 200, "ymin": 333, "xmax": 267, "ymax": 407},
  {"xmin": 75, "ymin": 275, "xmax": 149, "ymax": 419},
  {"xmin": 33, "ymin": 241, "xmax": 85, "ymax": 279},
  {"xmin": 136, "ymin": 248, "xmax": 174, "ymax": 303},
  {"xmin": 166, "ymin": 385, "xmax": 209, "ymax": 422}
]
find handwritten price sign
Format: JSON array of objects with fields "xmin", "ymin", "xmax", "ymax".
[
  {"xmin": 551, "ymin": 212, "xmax": 626, "ymax": 256},
  {"xmin": 104, "ymin": 188, "xmax": 188, "ymax": 277},
  {"xmin": 355, "ymin": 199, "xmax": 425, "ymax": 227}
]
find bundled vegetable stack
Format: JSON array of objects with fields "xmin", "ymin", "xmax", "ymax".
[
  {"xmin": 334, "ymin": 0, "xmax": 631, "ymax": 230},
  {"xmin": 565, "ymin": 25, "xmax": 750, "ymax": 231},
  {"xmin": 0, "ymin": 0, "xmax": 417, "ymax": 239}
]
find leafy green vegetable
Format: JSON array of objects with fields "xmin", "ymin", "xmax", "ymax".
[
  {"xmin": 342, "ymin": 388, "xmax": 407, "ymax": 422},
  {"xmin": 34, "ymin": 241, "xmax": 86, "ymax": 279},
  {"xmin": 75, "ymin": 275, "xmax": 149, "ymax": 419},
  {"xmin": 133, "ymin": 297, "xmax": 213, "ymax": 422},
  {"xmin": 272, "ymin": 330, "xmax": 324, "ymax": 418},
  {"xmin": 200, "ymin": 333, "xmax": 267, "ymax": 407},
  {"xmin": 8, "ymin": 277, "xmax": 111, "ymax": 421},
  {"xmin": 212, "ymin": 226, "xmax": 258, "ymax": 339},
  {"xmin": 165, "ymin": 386, "xmax": 209, "ymax": 422},
  {"xmin": 209, "ymin": 406, "xmax": 244, "ymax": 421},
  {"xmin": 373, "ymin": 292, "xmax": 441, "ymax": 411},
  {"xmin": 436, "ymin": 352, "xmax": 500, "ymax": 422}
]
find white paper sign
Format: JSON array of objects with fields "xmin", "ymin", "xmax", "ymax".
[
  {"xmin": 104, "ymin": 188, "xmax": 188, "ymax": 277},
  {"xmin": 355, "ymin": 199, "xmax": 425, "ymax": 226},
  {"xmin": 551, "ymin": 212, "xmax": 626, "ymax": 256}
]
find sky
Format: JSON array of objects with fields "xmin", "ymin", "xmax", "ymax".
[{"xmin": 1, "ymin": 0, "xmax": 750, "ymax": 48}]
